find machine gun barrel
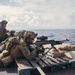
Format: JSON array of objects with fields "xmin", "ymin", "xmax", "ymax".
[{"xmin": 34, "ymin": 39, "xmax": 69, "ymax": 47}]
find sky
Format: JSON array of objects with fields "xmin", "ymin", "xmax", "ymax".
[{"xmin": 0, "ymin": 0, "xmax": 75, "ymax": 30}]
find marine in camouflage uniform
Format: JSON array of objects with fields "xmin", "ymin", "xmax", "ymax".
[
  {"xmin": 0, "ymin": 30, "xmax": 16, "ymax": 53},
  {"xmin": 0, "ymin": 20, "xmax": 8, "ymax": 42},
  {"xmin": 17, "ymin": 31, "xmax": 37, "ymax": 60},
  {"xmin": 0, "ymin": 31, "xmax": 18, "ymax": 67},
  {"xmin": 0, "ymin": 37, "xmax": 20, "ymax": 67},
  {"xmin": 18, "ymin": 31, "xmax": 45, "ymax": 60}
]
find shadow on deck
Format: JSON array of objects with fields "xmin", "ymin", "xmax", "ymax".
[{"xmin": 0, "ymin": 61, "xmax": 18, "ymax": 75}]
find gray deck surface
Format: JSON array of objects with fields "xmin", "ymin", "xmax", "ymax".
[
  {"xmin": 0, "ymin": 68, "xmax": 18, "ymax": 75},
  {"xmin": 0, "ymin": 63, "xmax": 18, "ymax": 75},
  {"xmin": 0, "ymin": 65, "xmax": 75, "ymax": 75},
  {"xmin": 47, "ymin": 67, "xmax": 75, "ymax": 75}
]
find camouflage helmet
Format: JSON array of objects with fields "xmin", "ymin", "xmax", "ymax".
[
  {"xmin": 1, "ymin": 20, "xmax": 8, "ymax": 24},
  {"xmin": 10, "ymin": 30, "xmax": 15, "ymax": 34},
  {"xmin": 24, "ymin": 31, "xmax": 37, "ymax": 40}
]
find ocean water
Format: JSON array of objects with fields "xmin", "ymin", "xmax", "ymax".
[{"xmin": 30, "ymin": 29, "xmax": 75, "ymax": 45}]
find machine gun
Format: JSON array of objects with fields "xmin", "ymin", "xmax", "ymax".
[
  {"xmin": 36, "ymin": 36, "xmax": 69, "ymax": 47},
  {"xmin": 34, "ymin": 36, "xmax": 69, "ymax": 57}
]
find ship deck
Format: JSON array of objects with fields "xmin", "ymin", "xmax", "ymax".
[
  {"xmin": 0, "ymin": 44, "xmax": 75, "ymax": 75},
  {"xmin": 16, "ymin": 44, "xmax": 75, "ymax": 75}
]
